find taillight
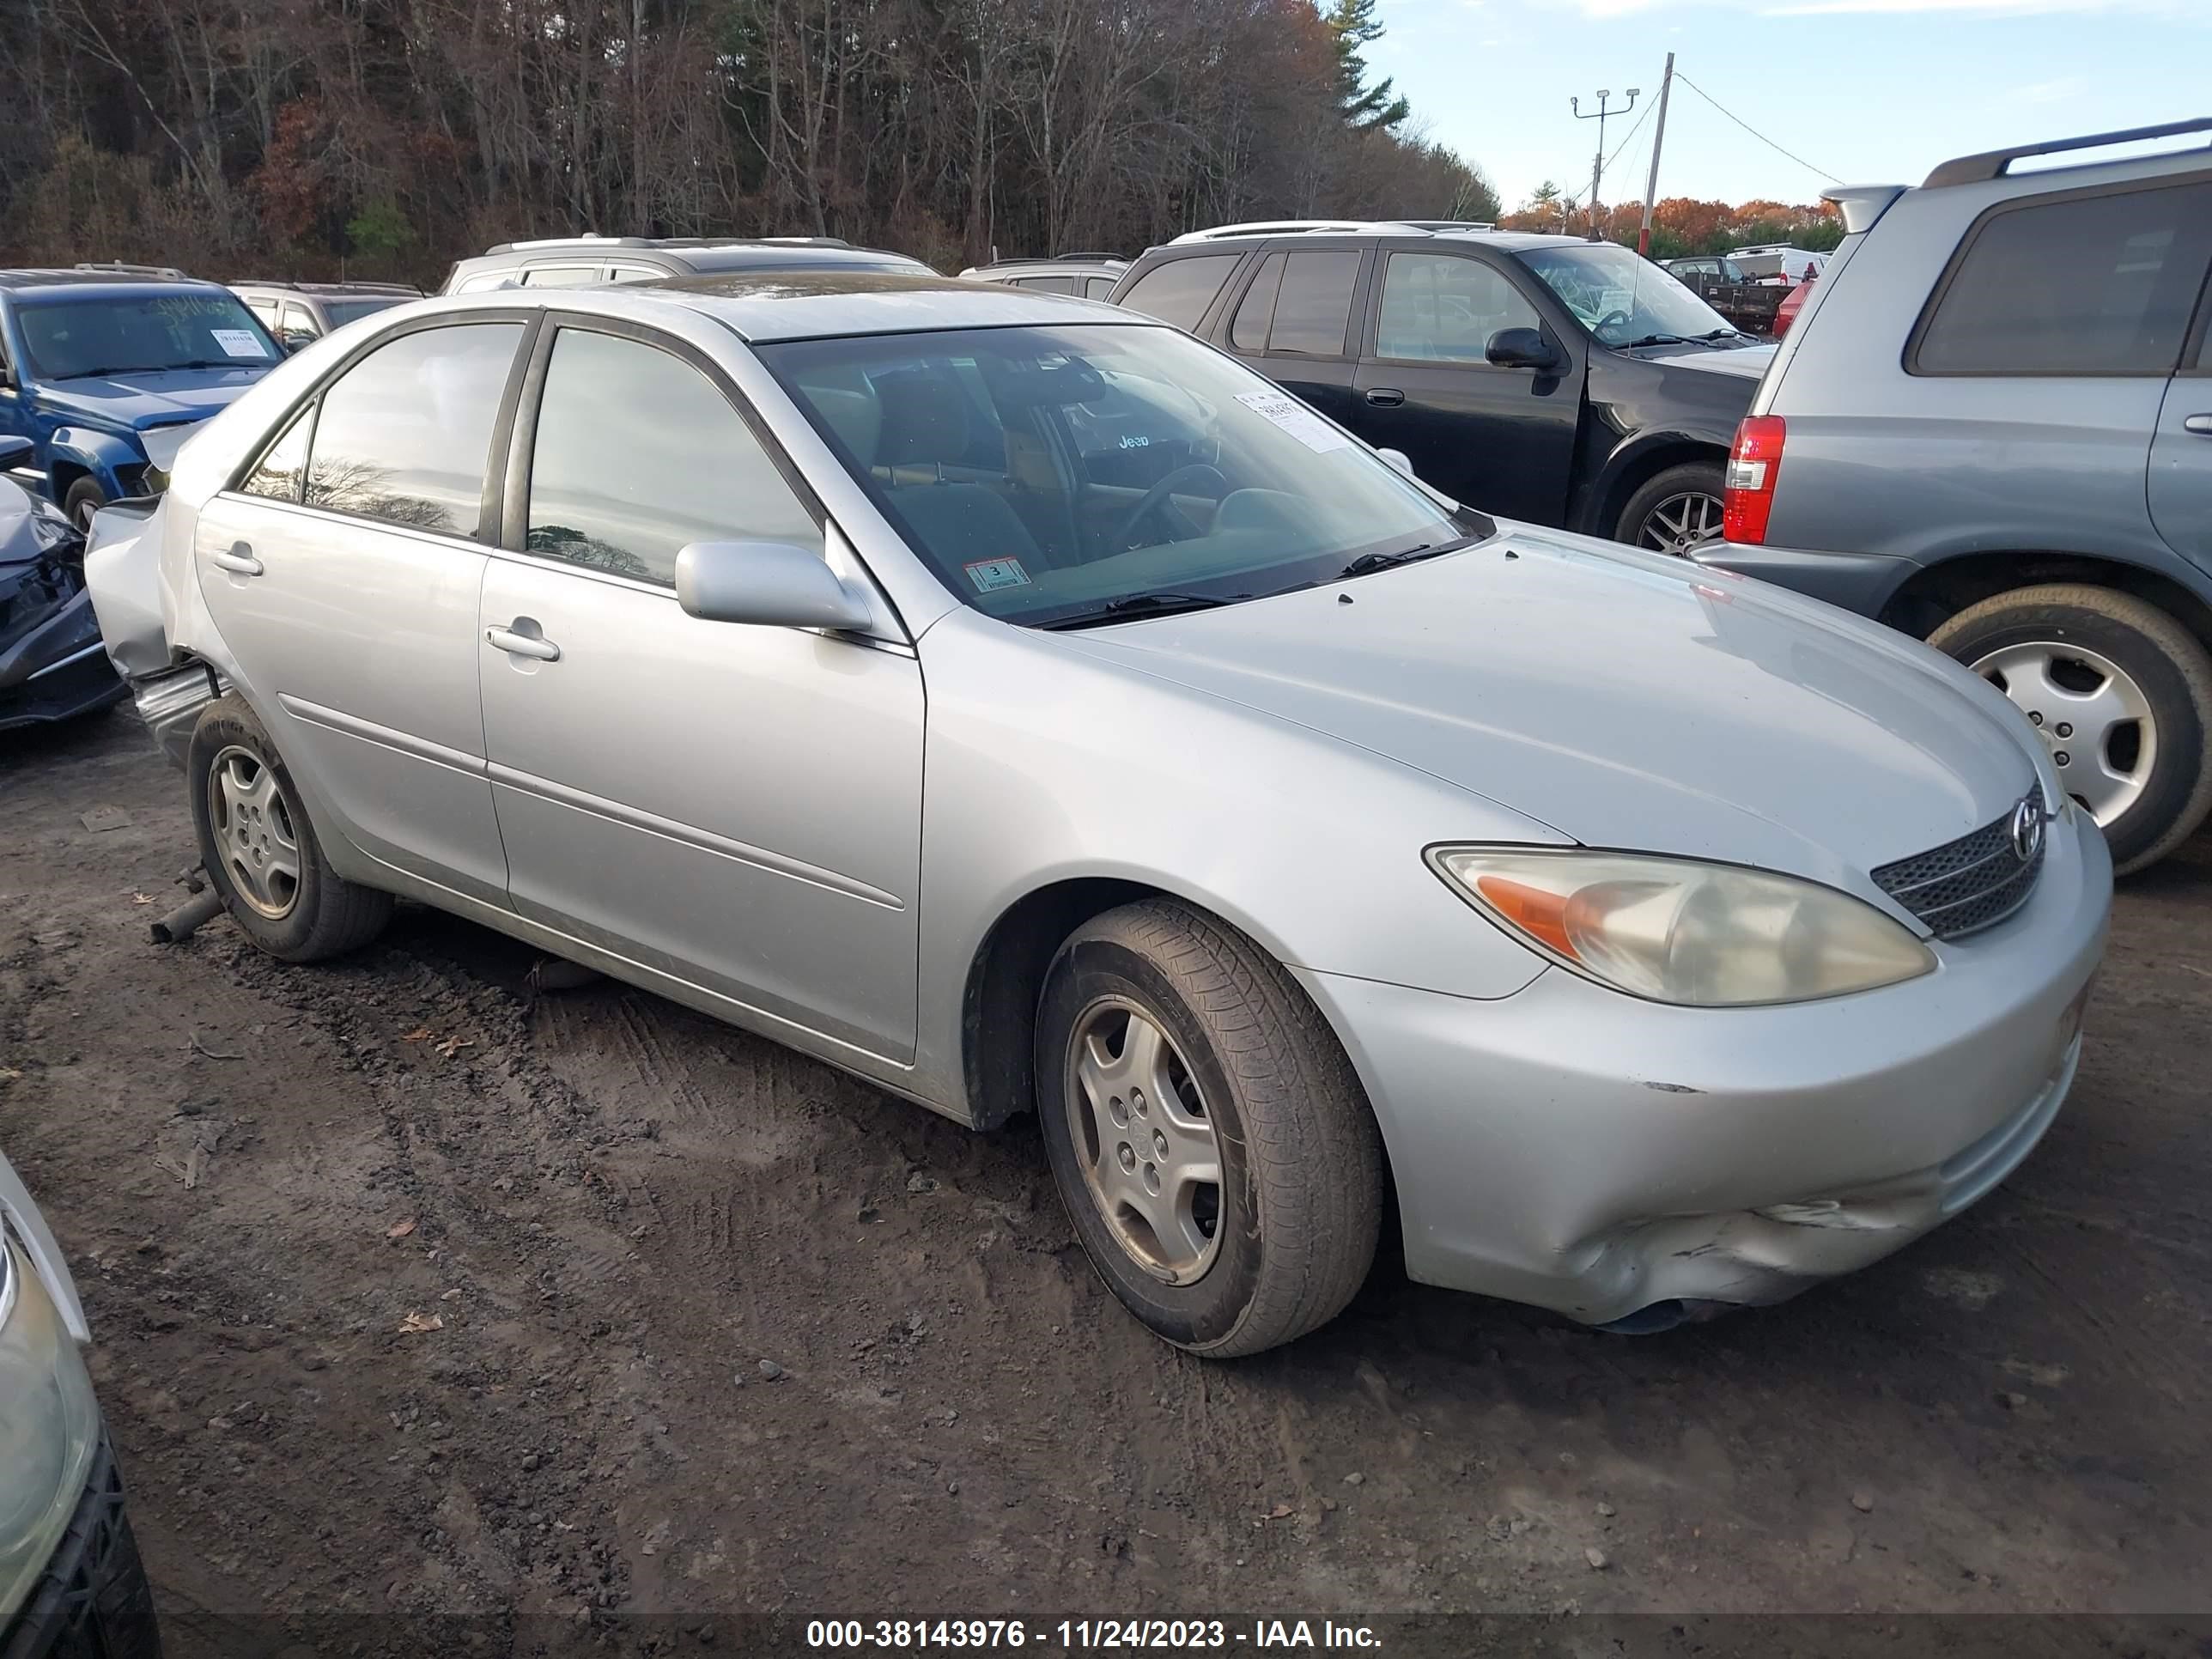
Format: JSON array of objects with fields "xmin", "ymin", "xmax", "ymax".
[{"xmin": 1723, "ymin": 415, "xmax": 1786, "ymax": 544}]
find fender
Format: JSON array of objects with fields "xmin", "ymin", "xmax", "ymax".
[
  {"xmin": 45, "ymin": 425, "xmax": 149, "ymax": 501},
  {"xmin": 1573, "ymin": 423, "xmax": 1733, "ymax": 537}
]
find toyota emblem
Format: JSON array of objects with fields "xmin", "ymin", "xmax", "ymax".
[{"xmin": 2010, "ymin": 797, "xmax": 2045, "ymax": 863}]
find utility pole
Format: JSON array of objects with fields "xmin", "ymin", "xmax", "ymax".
[
  {"xmin": 1638, "ymin": 54, "xmax": 1675, "ymax": 257},
  {"xmin": 1571, "ymin": 88, "xmax": 1638, "ymax": 241}
]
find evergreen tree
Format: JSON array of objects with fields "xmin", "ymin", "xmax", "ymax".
[{"xmin": 1328, "ymin": 0, "xmax": 1411, "ymax": 133}]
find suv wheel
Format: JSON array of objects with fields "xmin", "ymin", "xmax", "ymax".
[
  {"xmin": 188, "ymin": 696, "xmax": 394, "ymax": 960},
  {"xmin": 1617, "ymin": 462, "xmax": 1726, "ymax": 556},
  {"xmin": 1929, "ymin": 585, "xmax": 2212, "ymax": 874},
  {"xmin": 1034, "ymin": 899, "xmax": 1382, "ymax": 1357},
  {"xmin": 62, "ymin": 477, "xmax": 107, "ymax": 530}
]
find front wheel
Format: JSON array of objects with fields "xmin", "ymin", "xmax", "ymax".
[
  {"xmin": 1615, "ymin": 460, "xmax": 1728, "ymax": 556},
  {"xmin": 1034, "ymin": 900, "xmax": 1382, "ymax": 1357},
  {"xmin": 63, "ymin": 477, "xmax": 107, "ymax": 530},
  {"xmin": 188, "ymin": 696, "xmax": 393, "ymax": 960},
  {"xmin": 1929, "ymin": 584, "xmax": 2212, "ymax": 875}
]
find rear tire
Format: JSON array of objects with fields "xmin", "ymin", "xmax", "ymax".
[
  {"xmin": 1615, "ymin": 460, "xmax": 1727, "ymax": 556},
  {"xmin": 1929, "ymin": 584, "xmax": 2212, "ymax": 875},
  {"xmin": 1034, "ymin": 899, "xmax": 1382, "ymax": 1357},
  {"xmin": 62, "ymin": 477, "xmax": 106, "ymax": 530},
  {"xmin": 187, "ymin": 696, "xmax": 392, "ymax": 961}
]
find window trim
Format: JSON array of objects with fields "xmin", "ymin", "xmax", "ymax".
[
  {"xmin": 499, "ymin": 311, "xmax": 829, "ymax": 589},
  {"xmin": 2182, "ymin": 251, "xmax": 2212, "ymax": 378},
  {"xmin": 220, "ymin": 308, "xmax": 543, "ymax": 550},
  {"xmin": 1904, "ymin": 168, "xmax": 2212, "ymax": 380},
  {"xmin": 1364, "ymin": 247, "xmax": 1550, "ymax": 372}
]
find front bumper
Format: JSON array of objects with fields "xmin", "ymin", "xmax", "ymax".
[
  {"xmin": 0, "ymin": 587, "xmax": 124, "ymax": 732},
  {"xmin": 1692, "ymin": 541, "xmax": 1917, "ymax": 619},
  {"xmin": 1300, "ymin": 807, "xmax": 2111, "ymax": 1327},
  {"xmin": 0, "ymin": 1437, "xmax": 161, "ymax": 1659}
]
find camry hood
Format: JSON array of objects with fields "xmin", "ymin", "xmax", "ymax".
[
  {"xmin": 1058, "ymin": 526, "xmax": 2043, "ymax": 903},
  {"xmin": 36, "ymin": 370, "xmax": 264, "ymax": 433}
]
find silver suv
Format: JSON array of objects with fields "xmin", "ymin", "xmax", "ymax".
[
  {"xmin": 956, "ymin": 253, "xmax": 1127, "ymax": 299},
  {"xmin": 1703, "ymin": 117, "xmax": 2212, "ymax": 872}
]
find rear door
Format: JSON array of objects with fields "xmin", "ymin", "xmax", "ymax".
[
  {"xmin": 1217, "ymin": 246, "xmax": 1367, "ymax": 430},
  {"xmin": 1351, "ymin": 247, "xmax": 1582, "ymax": 522},
  {"xmin": 189, "ymin": 316, "xmax": 530, "ymax": 904},
  {"xmin": 2151, "ymin": 300, "xmax": 2212, "ymax": 566}
]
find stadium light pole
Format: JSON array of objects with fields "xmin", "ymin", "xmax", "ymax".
[{"xmin": 1571, "ymin": 87, "xmax": 1638, "ymax": 241}]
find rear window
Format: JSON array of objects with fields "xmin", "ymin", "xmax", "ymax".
[
  {"xmin": 1913, "ymin": 180, "xmax": 2212, "ymax": 376},
  {"xmin": 1116, "ymin": 255, "xmax": 1239, "ymax": 331}
]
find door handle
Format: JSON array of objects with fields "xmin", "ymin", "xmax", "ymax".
[
  {"xmin": 1364, "ymin": 387, "xmax": 1405, "ymax": 408},
  {"xmin": 210, "ymin": 542, "xmax": 263, "ymax": 576},
  {"xmin": 2184, "ymin": 414, "xmax": 2212, "ymax": 437},
  {"xmin": 486, "ymin": 623, "xmax": 561, "ymax": 662}
]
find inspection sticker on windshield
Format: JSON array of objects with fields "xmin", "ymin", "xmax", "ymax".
[
  {"xmin": 1235, "ymin": 391, "xmax": 1351, "ymax": 455},
  {"xmin": 963, "ymin": 557, "xmax": 1031, "ymax": 592},
  {"xmin": 210, "ymin": 328, "xmax": 269, "ymax": 359}
]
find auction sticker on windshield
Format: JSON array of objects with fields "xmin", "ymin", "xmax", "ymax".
[
  {"xmin": 210, "ymin": 328, "xmax": 270, "ymax": 358},
  {"xmin": 1235, "ymin": 391, "xmax": 1351, "ymax": 455},
  {"xmin": 964, "ymin": 557, "xmax": 1031, "ymax": 592}
]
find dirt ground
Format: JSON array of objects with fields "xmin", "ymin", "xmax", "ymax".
[{"xmin": 3, "ymin": 708, "xmax": 2209, "ymax": 1656}]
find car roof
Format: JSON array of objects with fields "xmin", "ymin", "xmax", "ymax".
[
  {"xmin": 1141, "ymin": 228, "xmax": 1598, "ymax": 256},
  {"xmin": 455, "ymin": 241, "xmax": 924, "ymax": 274},
  {"xmin": 0, "ymin": 268, "xmax": 228, "ymax": 295},
  {"xmin": 434, "ymin": 269, "xmax": 1153, "ymax": 343},
  {"xmin": 231, "ymin": 281, "xmax": 422, "ymax": 298}
]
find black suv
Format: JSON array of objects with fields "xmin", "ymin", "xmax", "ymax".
[{"xmin": 1109, "ymin": 223, "xmax": 1773, "ymax": 552}]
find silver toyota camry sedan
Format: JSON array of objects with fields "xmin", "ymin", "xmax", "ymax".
[{"xmin": 85, "ymin": 274, "xmax": 2110, "ymax": 1356}]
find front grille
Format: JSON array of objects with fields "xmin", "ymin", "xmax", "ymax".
[{"xmin": 1871, "ymin": 791, "xmax": 2045, "ymax": 940}]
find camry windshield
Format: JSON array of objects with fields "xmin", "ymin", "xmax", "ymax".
[
  {"xmin": 1513, "ymin": 244, "xmax": 1738, "ymax": 348},
  {"xmin": 761, "ymin": 324, "xmax": 1486, "ymax": 628},
  {"xmin": 16, "ymin": 293, "xmax": 278, "ymax": 380}
]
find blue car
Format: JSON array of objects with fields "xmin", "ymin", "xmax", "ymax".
[{"xmin": 0, "ymin": 264, "xmax": 283, "ymax": 527}]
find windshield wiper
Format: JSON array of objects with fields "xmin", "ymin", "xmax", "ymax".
[
  {"xmin": 1695, "ymin": 327, "xmax": 1750, "ymax": 344},
  {"xmin": 1618, "ymin": 333, "xmax": 1691, "ymax": 349},
  {"xmin": 1339, "ymin": 538, "xmax": 1468, "ymax": 578},
  {"xmin": 1040, "ymin": 590, "xmax": 1249, "ymax": 630}
]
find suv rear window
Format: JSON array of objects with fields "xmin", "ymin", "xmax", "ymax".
[
  {"xmin": 1913, "ymin": 180, "xmax": 2212, "ymax": 376},
  {"xmin": 1116, "ymin": 255, "xmax": 1239, "ymax": 331}
]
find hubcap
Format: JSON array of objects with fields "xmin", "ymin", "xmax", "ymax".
[
  {"xmin": 1064, "ymin": 998, "xmax": 1222, "ymax": 1285},
  {"xmin": 208, "ymin": 746, "xmax": 302, "ymax": 919},
  {"xmin": 1969, "ymin": 642, "xmax": 2155, "ymax": 827},
  {"xmin": 1638, "ymin": 491, "xmax": 1723, "ymax": 557}
]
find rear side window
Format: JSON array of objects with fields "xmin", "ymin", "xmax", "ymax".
[
  {"xmin": 522, "ymin": 265, "xmax": 601, "ymax": 288},
  {"xmin": 1018, "ymin": 275, "xmax": 1075, "ymax": 294},
  {"xmin": 1116, "ymin": 255, "xmax": 1239, "ymax": 331},
  {"xmin": 1229, "ymin": 254, "xmax": 1285, "ymax": 353},
  {"xmin": 1267, "ymin": 252, "xmax": 1363, "ymax": 356},
  {"xmin": 524, "ymin": 327, "xmax": 819, "ymax": 586},
  {"xmin": 1914, "ymin": 181, "xmax": 2212, "ymax": 376},
  {"xmin": 304, "ymin": 322, "xmax": 522, "ymax": 538}
]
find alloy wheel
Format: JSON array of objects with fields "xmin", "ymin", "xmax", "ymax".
[
  {"xmin": 1970, "ymin": 641, "xmax": 2156, "ymax": 826},
  {"xmin": 1638, "ymin": 491, "xmax": 1724, "ymax": 557},
  {"xmin": 1063, "ymin": 997, "xmax": 1223, "ymax": 1285},
  {"xmin": 208, "ymin": 746, "xmax": 302, "ymax": 919}
]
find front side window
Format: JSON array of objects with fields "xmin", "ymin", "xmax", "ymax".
[
  {"xmin": 1914, "ymin": 181, "xmax": 2212, "ymax": 376},
  {"xmin": 1084, "ymin": 276, "xmax": 1118, "ymax": 301},
  {"xmin": 1515, "ymin": 243, "xmax": 1736, "ymax": 349},
  {"xmin": 764, "ymin": 322, "xmax": 1486, "ymax": 629},
  {"xmin": 1115, "ymin": 255, "xmax": 1239, "ymax": 331},
  {"xmin": 14, "ymin": 291, "xmax": 280, "ymax": 380},
  {"xmin": 320, "ymin": 298, "xmax": 407, "ymax": 328},
  {"xmin": 281, "ymin": 302, "xmax": 319, "ymax": 338},
  {"xmin": 1376, "ymin": 253, "xmax": 1543, "ymax": 363},
  {"xmin": 304, "ymin": 322, "xmax": 522, "ymax": 538},
  {"xmin": 525, "ymin": 327, "xmax": 819, "ymax": 586}
]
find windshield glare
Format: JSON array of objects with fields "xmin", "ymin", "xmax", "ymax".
[
  {"xmin": 1514, "ymin": 244, "xmax": 1735, "ymax": 347},
  {"xmin": 762, "ymin": 324, "xmax": 1485, "ymax": 626},
  {"xmin": 17, "ymin": 292, "xmax": 278, "ymax": 380}
]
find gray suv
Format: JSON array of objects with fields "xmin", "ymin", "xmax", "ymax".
[{"xmin": 1704, "ymin": 117, "xmax": 2212, "ymax": 872}]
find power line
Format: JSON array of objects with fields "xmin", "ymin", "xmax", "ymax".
[{"xmin": 1672, "ymin": 72, "xmax": 1842, "ymax": 185}]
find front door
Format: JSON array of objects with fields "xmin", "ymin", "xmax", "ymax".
[
  {"xmin": 189, "ymin": 318, "xmax": 526, "ymax": 903},
  {"xmin": 478, "ymin": 319, "xmax": 925, "ymax": 1060},
  {"xmin": 1351, "ymin": 249, "xmax": 1583, "ymax": 524}
]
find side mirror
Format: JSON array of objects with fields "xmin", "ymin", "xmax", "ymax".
[
  {"xmin": 674, "ymin": 539, "xmax": 875, "ymax": 631},
  {"xmin": 1486, "ymin": 328, "xmax": 1558, "ymax": 372},
  {"xmin": 1376, "ymin": 447, "xmax": 1418, "ymax": 482},
  {"xmin": 281, "ymin": 330, "xmax": 317, "ymax": 355}
]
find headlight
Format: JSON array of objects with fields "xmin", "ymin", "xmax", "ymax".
[
  {"xmin": 0, "ymin": 1234, "xmax": 100, "ymax": 1626},
  {"xmin": 1428, "ymin": 847, "xmax": 1936, "ymax": 1007}
]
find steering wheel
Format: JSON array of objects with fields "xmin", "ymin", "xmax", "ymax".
[
  {"xmin": 1112, "ymin": 464, "xmax": 1230, "ymax": 549},
  {"xmin": 1593, "ymin": 308, "xmax": 1633, "ymax": 334}
]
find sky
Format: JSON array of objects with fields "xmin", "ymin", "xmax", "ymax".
[{"xmin": 1367, "ymin": 0, "xmax": 2211, "ymax": 215}]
